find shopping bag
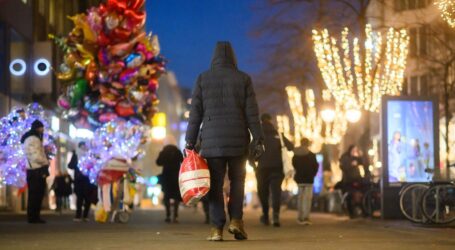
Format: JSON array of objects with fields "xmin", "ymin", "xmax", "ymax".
[
  {"xmin": 179, "ymin": 149, "xmax": 210, "ymax": 205},
  {"xmin": 279, "ymin": 133, "xmax": 294, "ymax": 177},
  {"xmin": 94, "ymin": 203, "xmax": 108, "ymax": 223}
]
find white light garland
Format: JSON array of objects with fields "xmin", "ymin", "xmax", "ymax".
[
  {"xmin": 436, "ymin": 0, "xmax": 455, "ymax": 28},
  {"xmin": 286, "ymin": 86, "xmax": 348, "ymax": 149},
  {"xmin": 312, "ymin": 25, "xmax": 409, "ymax": 112}
]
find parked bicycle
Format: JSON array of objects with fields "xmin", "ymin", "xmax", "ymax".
[{"xmin": 399, "ymin": 165, "xmax": 455, "ymax": 224}]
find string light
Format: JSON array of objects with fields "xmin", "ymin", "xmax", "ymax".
[
  {"xmin": 312, "ymin": 25, "xmax": 409, "ymax": 112},
  {"xmin": 436, "ymin": 0, "xmax": 455, "ymax": 28},
  {"xmin": 285, "ymin": 86, "xmax": 348, "ymax": 150},
  {"xmin": 276, "ymin": 115, "xmax": 292, "ymax": 141}
]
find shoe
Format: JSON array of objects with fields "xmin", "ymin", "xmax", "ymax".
[
  {"xmin": 228, "ymin": 219, "xmax": 248, "ymax": 240},
  {"xmin": 297, "ymin": 219, "xmax": 312, "ymax": 225},
  {"xmin": 172, "ymin": 218, "xmax": 179, "ymax": 223},
  {"xmin": 273, "ymin": 222, "xmax": 281, "ymax": 227},
  {"xmin": 164, "ymin": 217, "xmax": 171, "ymax": 223},
  {"xmin": 260, "ymin": 215, "xmax": 270, "ymax": 226},
  {"xmin": 207, "ymin": 227, "xmax": 223, "ymax": 241},
  {"xmin": 73, "ymin": 218, "xmax": 82, "ymax": 222},
  {"xmin": 83, "ymin": 218, "xmax": 90, "ymax": 222}
]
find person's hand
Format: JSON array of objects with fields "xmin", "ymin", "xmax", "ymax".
[
  {"xmin": 183, "ymin": 142, "xmax": 194, "ymax": 157},
  {"xmin": 252, "ymin": 140, "xmax": 265, "ymax": 160}
]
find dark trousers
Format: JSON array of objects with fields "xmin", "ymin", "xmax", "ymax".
[
  {"xmin": 201, "ymin": 196, "xmax": 210, "ymax": 222},
  {"xmin": 207, "ymin": 156, "xmax": 246, "ymax": 228},
  {"xmin": 256, "ymin": 168, "xmax": 284, "ymax": 220},
  {"xmin": 163, "ymin": 194, "xmax": 180, "ymax": 219},
  {"xmin": 75, "ymin": 192, "xmax": 91, "ymax": 219},
  {"xmin": 26, "ymin": 169, "xmax": 46, "ymax": 222}
]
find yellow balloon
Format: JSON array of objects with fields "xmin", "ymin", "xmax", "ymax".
[
  {"xmin": 68, "ymin": 14, "xmax": 97, "ymax": 43},
  {"xmin": 56, "ymin": 70, "xmax": 74, "ymax": 81}
]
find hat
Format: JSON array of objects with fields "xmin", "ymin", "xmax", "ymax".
[{"xmin": 31, "ymin": 120, "xmax": 44, "ymax": 130}]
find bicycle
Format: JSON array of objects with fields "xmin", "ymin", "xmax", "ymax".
[
  {"xmin": 400, "ymin": 165, "xmax": 455, "ymax": 224},
  {"xmin": 421, "ymin": 164, "xmax": 455, "ymax": 224},
  {"xmin": 399, "ymin": 167, "xmax": 434, "ymax": 223}
]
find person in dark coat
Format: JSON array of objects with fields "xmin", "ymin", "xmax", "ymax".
[
  {"xmin": 256, "ymin": 113, "xmax": 293, "ymax": 227},
  {"xmin": 51, "ymin": 172, "xmax": 72, "ymax": 214},
  {"xmin": 292, "ymin": 138, "xmax": 319, "ymax": 225},
  {"xmin": 340, "ymin": 145, "xmax": 364, "ymax": 185},
  {"xmin": 185, "ymin": 41, "xmax": 264, "ymax": 241},
  {"xmin": 156, "ymin": 145, "xmax": 183, "ymax": 223},
  {"xmin": 68, "ymin": 141, "xmax": 92, "ymax": 222},
  {"xmin": 339, "ymin": 145, "xmax": 365, "ymax": 217},
  {"xmin": 21, "ymin": 119, "xmax": 49, "ymax": 224}
]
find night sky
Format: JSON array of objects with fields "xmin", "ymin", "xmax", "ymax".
[{"xmin": 146, "ymin": 0, "xmax": 263, "ymax": 90}]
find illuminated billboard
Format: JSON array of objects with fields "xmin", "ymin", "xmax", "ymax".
[{"xmin": 381, "ymin": 97, "xmax": 439, "ymax": 186}]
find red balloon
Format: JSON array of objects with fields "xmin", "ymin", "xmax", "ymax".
[
  {"xmin": 112, "ymin": 28, "xmax": 131, "ymax": 41},
  {"xmin": 148, "ymin": 79, "xmax": 158, "ymax": 92},
  {"xmin": 129, "ymin": 0, "xmax": 145, "ymax": 10},
  {"xmin": 125, "ymin": 9, "xmax": 145, "ymax": 27},
  {"xmin": 115, "ymin": 102, "xmax": 135, "ymax": 117},
  {"xmin": 107, "ymin": 0, "xmax": 127, "ymax": 12}
]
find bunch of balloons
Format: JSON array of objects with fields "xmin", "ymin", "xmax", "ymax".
[
  {"xmin": 53, "ymin": 0, "xmax": 165, "ymax": 129},
  {"xmin": 78, "ymin": 118, "xmax": 149, "ymax": 183},
  {"xmin": 0, "ymin": 103, "xmax": 56, "ymax": 187}
]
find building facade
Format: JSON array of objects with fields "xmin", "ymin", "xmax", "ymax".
[{"xmin": 367, "ymin": 0, "xmax": 455, "ymax": 178}]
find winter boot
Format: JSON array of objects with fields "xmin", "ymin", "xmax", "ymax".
[
  {"xmin": 228, "ymin": 219, "xmax": 248, "ymax": 240},
  {"xmin": 207, "ymin": 227, "xmax": 223, "ymax": 241}
]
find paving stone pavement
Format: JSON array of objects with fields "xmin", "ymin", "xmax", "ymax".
[{"xmin": 0, "ymin": 207, "xmax": 454, "ymax": 250}]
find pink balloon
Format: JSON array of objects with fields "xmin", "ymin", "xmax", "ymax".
[{"xmin": 99, "ymin": 112, "xmax": 118, "ymax": 123}]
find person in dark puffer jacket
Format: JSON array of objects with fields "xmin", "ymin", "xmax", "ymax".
[
  {"xmin": 68, "ymin": 141, "xmax": 93, "ymax": 222},
  {"xmin": 185, "ymin": 41, "xmax": 264, "ymax": 241},
  {"xmin": 257, "ymin": 113, "xmax": 293, "ymax": 227},
  {"xmin": 292, "ymin": 138, "xmax": 319, "ymax": 225}
]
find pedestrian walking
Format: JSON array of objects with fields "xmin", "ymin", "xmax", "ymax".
[
  {"xmin": 256, "ymin": 113, "xmax": 293, "ymax": 227},
  {"xmin": 185, "ymin": 41, "xmax": 264, "ymax": 241},
  {"xmin": 292, "ymin": 138, "xmax": 319, "ymax": 225},
  {"xmin": 51, "ymin": 172, "xmax": 72, "ymax": 214},
  {"xmin": 21, "ymin": 120, "xmax": 49, "ymax": 224},
  {"xmin": 156, "ymin": 144, "xmax": 183, "ymax": 223},
  {"xmin": 339, "ymin": 145, "xmax": 365, "ymax": 217},
  {"xmin": 68, "ymin": 141, "xmax": 92, "ymax": 222}
]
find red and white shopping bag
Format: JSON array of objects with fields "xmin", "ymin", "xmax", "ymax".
[{"xmin": 179, "ymin": 149, "xmax": 210, "ymax": 205}]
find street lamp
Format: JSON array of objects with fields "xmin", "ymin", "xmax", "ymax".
[
  {"xmin": 346, "ymin": 109, "xmax": 362, "ymax": 123},
  {"xmin": 321, "ymin": 108, "xmax": 336, "ymax": 123}
]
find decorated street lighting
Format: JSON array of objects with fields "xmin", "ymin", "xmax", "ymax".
[
  {"xmin": 436, "ymin": 0, "xmax": 455, "ymax": 28},
  {"xmin": 286, "ymin": 86, "xmax": 348, "ymax": 149},
  {"xmin": 312, "ymin": 25, "xmax": 410, "ymax": 112}
]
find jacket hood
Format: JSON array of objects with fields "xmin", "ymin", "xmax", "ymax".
[{"xmin": 211, "ymin": 41, "xmax": 237, "ymax": 68}]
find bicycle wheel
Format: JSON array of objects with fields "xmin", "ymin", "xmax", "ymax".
[
  {"xmin": 422, "ymin": 184, "xmax": 455, "ymax": 224},
  {"xmin": 362, "ymin": 188, "xmax": 381, "ymax": 218},
  {"xmin": 399, "ymin": 183, "xmax": 429, "ymax": 223}
]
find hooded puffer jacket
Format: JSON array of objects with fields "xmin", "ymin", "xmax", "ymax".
[{"xmin": 185, "ymin": 41, "xmax": 263, "ymax": 158}]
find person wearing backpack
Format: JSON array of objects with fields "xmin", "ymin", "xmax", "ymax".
[{"xmin": 292, "ymin": 138, "xmax": 319, "ymax": 225}]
